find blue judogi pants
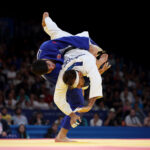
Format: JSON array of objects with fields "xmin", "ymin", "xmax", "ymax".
[{"xmin": 61, "ymin": 88, "xmax": 84, "ymax": 130}]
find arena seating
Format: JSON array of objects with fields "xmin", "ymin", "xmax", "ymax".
[
  {"xmin": 10, "ymin": 125, "xmax": 50, "ymax": 138},
  {"xmin": 7, "ymin": 109, "xmax": 108, "ymax": 125},
  {"xmin": 10, "ymin": 125, "xmax": 150, "ymax": 139}
]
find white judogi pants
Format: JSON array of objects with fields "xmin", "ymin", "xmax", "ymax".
[{"xmin": 44, "ymin": 17, "xmax": 89, "ymax": 40}]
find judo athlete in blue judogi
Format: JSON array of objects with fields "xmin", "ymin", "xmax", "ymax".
[{"xmin": 31, "ymin": 12, "xmax": 110, "ymax": 142}]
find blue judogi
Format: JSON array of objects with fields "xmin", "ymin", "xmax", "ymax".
[{"xmin": 37, "ymin": 35, "xmax": 97, "ymax": 129}]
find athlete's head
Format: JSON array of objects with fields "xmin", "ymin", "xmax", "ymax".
[
  {"xmin": 31, "ymin": 59, "xmax": 55, "ymax": 75},
  {"xmin": 63, "ymin": 70, "xmax": 85, "ymax": 89}
]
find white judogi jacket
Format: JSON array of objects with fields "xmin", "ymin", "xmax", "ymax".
[{"xmin": 54, "ymin": 49, "xmax": 103, "ymax": 115}]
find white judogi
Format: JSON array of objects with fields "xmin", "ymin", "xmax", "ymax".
[
  {"xmin": 54, "ymin": 49, "xmax": 103, "ymax": 115},
  {"xmin": 44, "ymin": 17, "xmax": 89, "ymax": 39}
]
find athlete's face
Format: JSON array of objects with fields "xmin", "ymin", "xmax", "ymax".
[
  {"xmin": 45, "ymin": 60, "xmax": 56, "ymax": 73},
  {"xmin": 76, "ymin": 72, "xmax": 85, "ymax": 89}
]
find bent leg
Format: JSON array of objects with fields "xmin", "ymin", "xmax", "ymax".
[
  {"xmin": 55, "ymin": 89, "xmax": 84, "ymax": 142},
  {"xmin": 44, "ymin": 17, "xmax": 72, "ymax": 39}
]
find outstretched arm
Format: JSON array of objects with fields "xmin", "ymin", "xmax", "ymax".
[
  {"xmin": 74, "ymin": 54, "xmax": 110, "ymax": 113},
  {"xmin": 74, "ymin": 97, "xmax": 100, "ymax": 113}
]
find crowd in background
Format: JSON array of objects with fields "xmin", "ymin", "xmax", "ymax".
[{"xmin": 0, "ymin": 17, "xmax": 150, "ymax": 138}]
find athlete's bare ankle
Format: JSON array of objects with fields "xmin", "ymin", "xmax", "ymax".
[{"xmin": 55, "ymin": 136, "xmax": 70, "ymax": 142}]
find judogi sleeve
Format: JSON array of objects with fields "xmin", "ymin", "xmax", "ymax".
[
  {"xmin": 84, "ymin": 56, "xmax": 103, "ymax": 99},
  {"xmin": 54, "ymin": 70, "xmax": 73, "ymax": 115}
]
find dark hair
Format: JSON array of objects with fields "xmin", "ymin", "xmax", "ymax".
[
  {"xmin": 15, "ymin": 107, "xmax": 22, "ymax": 114},
  {"xmin": 63, "ymin": 70, "xmax": 76, "ymax": 87},
  {"xmin": 18, "ymin": 124, "xmax": 27, "ymax": 138},
  {"xmin": 31, "ymin": 60, "xmax": 48, "ymax": 75}
]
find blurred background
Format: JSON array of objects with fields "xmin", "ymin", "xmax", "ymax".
[{"xmin": 0, "ymin": 2, "xmax": 150, "ymax": 139}]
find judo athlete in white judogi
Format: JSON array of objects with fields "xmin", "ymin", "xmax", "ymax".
[
  {"xmin": 54, "ymin": 49, "xmax": 107, "ymax": 120},
  {"xmin": 31, "ymin": 12, "xmax": 110, "ymax": 142}
]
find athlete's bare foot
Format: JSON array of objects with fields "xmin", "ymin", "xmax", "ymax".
[
  {"xmin": 55, "ymin": 136, "xmax": 75, "ymax": 142},
  {"xmin": 42, "ymin": 12, "xmax": 49, "ymax": 27}
]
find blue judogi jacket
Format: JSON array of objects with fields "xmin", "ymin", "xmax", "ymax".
[{"xmin": 37, "ymin": 36, "xmax": 97, "ymax": 85}]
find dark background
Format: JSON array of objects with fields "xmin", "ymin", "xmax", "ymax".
[{"xmin": 0, "ymin": 2, "xmax": 149, "ymax": 68}]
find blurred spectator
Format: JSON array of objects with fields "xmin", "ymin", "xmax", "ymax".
[
  {"xmin": 79, "ymin": 114, "xmax": 88, "ymax": 126},
  {"xmin": 123, "ymin": 99, "xmax": 132, "ymax": 113},
  {"xmin": 6, "ymin": 65, "xmax": 16, "ymax": 80},
  {"xmin": 13, "ymin": 73, "xmax": 22, "ymax": 86},
  {"xmin": 43, "ymin": 88, "xmax": 53, "ymax": 104},
  {"xmin": 5, "ymin": 92, "xmax": 17, "ymax": 109},
  {"xmin": 30, "ymin": 76, "xmax": 44, "ymax": 95},
  {"xmin": 133, "ymin": 102, "xmax": 146, "ymax": 124},
  {"xmin": 90, "ymin": 113, "xmax": 103, "ymax": 126},
  {"xmin": 45, "ymin": 123, "xmax": 58, "ymax": 138},
  {"xmin": 109, "ymin": 54, "xmax": 115, "ymax": 67},
  {"xmin": 12, "ymin": 107, "xmax": 28, "ymax": 125},
  {"xmin": 54, "ymin": 115, "xmax": 64, "ymax": 126},
  {"xmin": 132, "ymin": 95, "xmax": 143, "ymax": 109},
  {"xmin": 143, "ymin": 99, "xmax": 150, "ymax": 115},
  {"xmin": 120, "ymin": 87, "xmax": 134, "ymax": 104},
  {"xmin": 112, "ymin": 91, "xmax": 122, "ymax": 110},
  {"xmin": 1, "ymin": 107, "xmax": 12, "ymax": 125},
  {"xmin": 0, "ymin": 112, "xmax": 11, "ymax": 138},
  {"xmin": 16, "ymin": 124, "xmax": 29, "ymax": 139},
  {"xmin": 113, "ymin": 65, "xmax": 124, "ymax": 81},
  {"xmin": 42, "ymin": 88, "xmax": 56, "ymax": 110},
  {"xmin": 5, "ymin": 85, "xmax": 15, "ymax": 100},
  {"xmin": 32, "ymin": 98, "xmax": 41, "ymax": 109},
  {"xmin": 127, "ymin": 75, "xmax": 136, "ymax": 89},
  {"xmin": 144, "ymin": 112, "xmax": 150, "ymax": 127},
  {"xmin": 104, "ymin": 108, "xmax": 118, "ymax": 126},
  {"xmin": 49, "ymin": 102, "xmax": 57, "ymax": 110},
  {"xmin": 0, "ymin": 66, "xmax": 7, "ymax": 91},
  {"xmin": 125, "ymin": 109, "xmax": 142, "ymax": 127},
  {"xmin": 94, "ymin": 100, "xmax": 109, "ymax": 111},
  {"xmin": 0, "ymin": 91, "xmax": 5, "ymax": 108},
  {"xmin": 31, "ymin": 112, "xmax": 49, "ymax": 125},
  {"xmin": 16, "ymin": 88, "xmax": 30, "ymax": 108},
  {"xmin": 15, "ymin": 79, "xmax": 30, "ymax": 97},
  {"xmin": 136, "ymin": 82, "xmax": 143, "ymax": 96},
  {"xmin": 28, "ymin": 93, "xmax": 37, "ymax": 109},
  {"xmin": 37, "ymin": 94, "xmax": 49, "ymax": 110},
  {"xmin": 115, "ymin": 107, "xmax": 124, "ymax": 126}
]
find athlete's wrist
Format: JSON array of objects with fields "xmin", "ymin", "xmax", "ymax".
[{"xmin": 69, "ymin": 112, "xmax": 76, "ymax": 117}]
